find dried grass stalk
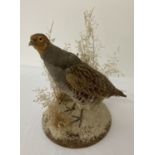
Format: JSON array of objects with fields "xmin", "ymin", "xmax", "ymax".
[{"xmin": 34, "ymin": 9, "xmax": 124, "ymax": 107}]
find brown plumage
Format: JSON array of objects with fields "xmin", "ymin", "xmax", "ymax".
[
  {"xmin": 29, "ymin": 33, "xmax": 126, "ymax": 105},
  {"xmin": 66, "ymin": 62, "xmax": 126, "ymax": 104}
]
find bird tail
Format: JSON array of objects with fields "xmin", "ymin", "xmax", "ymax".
[{"xmin": 113, "ymin": 89, "xmax": 127, "ymax": 97}]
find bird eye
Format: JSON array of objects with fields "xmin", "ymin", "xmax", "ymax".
[{"xmin": 39, "ymin": 37, "xmax": 43, "ymax": 41}]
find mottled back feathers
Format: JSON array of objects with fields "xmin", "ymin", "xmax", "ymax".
[
  {"xmin": 65, "ymin": 62, "xmax": 126, "ymax": 103},
  {"xmin": 30, "ymin": 33, "xmax": 126, "ymax": 105}
]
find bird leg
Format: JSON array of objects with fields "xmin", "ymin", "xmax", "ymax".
[
  {"xmin": 64, "ymin": 103, "xmax": 76, "ymax": 113},
  {"xmin": 71, "ymin": 109, "xmax": 84, "ymax": 127}
]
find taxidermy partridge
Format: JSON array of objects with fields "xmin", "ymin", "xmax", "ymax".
[{"xmin": 29, "ymin": 33, "xmax": 126, "ymax": 126}]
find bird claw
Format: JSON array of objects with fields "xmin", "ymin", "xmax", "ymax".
[
  {"xmin": 71, "ymin": 109, "xmax": 83, "ymax": 127},
  {"xmin": 64, "ymin": 103, "xmax": 76, "ymax": 113}
]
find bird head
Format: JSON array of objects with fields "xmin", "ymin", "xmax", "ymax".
[{"xmin": 29, "ymin": 33, "xmax": 50, "ymax": 55}]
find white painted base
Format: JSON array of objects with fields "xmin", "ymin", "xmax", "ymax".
[{"xmin": 42, "ymin": 101, "xmax": 111, "ymax": 148}]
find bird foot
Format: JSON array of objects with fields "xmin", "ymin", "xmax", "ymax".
[
  {"xmin": 64, "ymin": 103, "xmax": 76, "ymax": 113},
  {"xmin": 71, "ymin": 109, "xmax": 83, "ymax": 127}
]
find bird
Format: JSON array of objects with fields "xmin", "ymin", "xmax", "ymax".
[{"xmin": 29, "ymin": 33, "xmax": 126, "ymax": 127}]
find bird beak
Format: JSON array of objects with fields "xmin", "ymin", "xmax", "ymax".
[{"xmin": 29, "ymin": 40, "xmax": 33, "ymax": 46}]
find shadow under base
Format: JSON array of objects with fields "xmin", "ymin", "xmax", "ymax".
[{"xmin": 42, "ymin": 102, "xmax": 112, "ymax": 148}]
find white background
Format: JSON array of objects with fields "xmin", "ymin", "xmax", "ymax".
[
  {"xmin": 21, "ymin": 0, "xmax": 133, "ymax": 77},
  {"xmin": 1, "ymin": 0, "xmax": 155, "ymax": 155}
]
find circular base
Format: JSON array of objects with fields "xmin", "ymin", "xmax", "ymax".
[
  {"xmin": 43, "ymin": 118, "xmax": 111, "ymax": 148},
  {"xmin": 42, "ymin": 102, "xmax": 112, "ymax": 148}
]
